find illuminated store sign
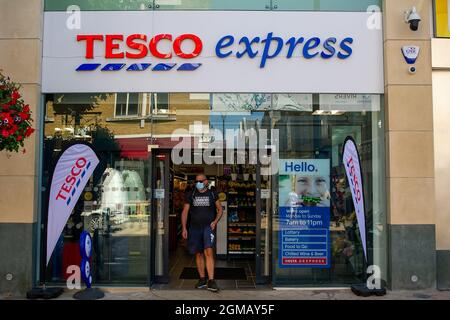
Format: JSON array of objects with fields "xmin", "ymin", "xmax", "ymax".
[
  {"xmin": 42, "ymin": 11, "xmax": 383, "ymax": 93},
  {"xmin": 75, "ymin": 32, "xmax": 354, "ymax": 71}
]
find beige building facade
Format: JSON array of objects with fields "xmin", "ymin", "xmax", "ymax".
[{"xmin": 0, "ymin": 0, "xmax": 448, "ymax": 296}]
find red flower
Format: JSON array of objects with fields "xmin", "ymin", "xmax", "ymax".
[
  {"xmin": 0, "ymin": 73, "xmax": 32, "ymax": 153},
  {"xmin": 9, "ymin": 124, "xmax": 18, "ymax": 134},
  {"xmin": 11, "ymin": 91, "xmax": 20, "ymax": 104},
  {"xmin": 25, "ymin": 126, "xmax": 35, "ymax": 137},
  {"xmin": 1, "ymin": 113, "xmax": 13, "ymax": 127},
  {"xmin": 19, "ymin": 113, "xmax": 29, "ymax": 121}
]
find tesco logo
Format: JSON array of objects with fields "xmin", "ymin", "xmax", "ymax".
[
  {"xmin": 346, "ymin": 156, "xmax": 361, "ymax": 203},
  {"xmin": 77, "ymin": 33, "xmax": 203, "ymax": 60},
  {"xmin": 55, "ymin": 157, "xmax": 91, "ymax": 205},
  {"xmin": 75, "ymin": 32, "xmax": 354, "ymax": 72}
]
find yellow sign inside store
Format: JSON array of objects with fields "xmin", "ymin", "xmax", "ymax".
[{"xmin": 436, "ymin": 0, "xmax": 450, "ymax": 37}]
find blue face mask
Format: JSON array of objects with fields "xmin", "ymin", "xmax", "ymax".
[{"xmin": 196, "ymin": 182, "xmax": 205, "ymax": 190}]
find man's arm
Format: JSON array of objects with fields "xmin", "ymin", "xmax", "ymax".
[
  {"xmin": 181, "ymin": 203, "xmax": 190, "ymax": 239},
  {"xmin": 211, "ymin": 200, "xmax": 223, "ymax": 231}
]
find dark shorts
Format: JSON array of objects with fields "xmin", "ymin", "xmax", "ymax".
[{"xmin": 188, "ymin": 225, "xmax": 215, "ymax": 254}]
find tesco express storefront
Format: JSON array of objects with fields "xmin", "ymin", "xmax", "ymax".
[{"xmin": 39, "ymin": 8, "xmax": 387, "ymax": 288}]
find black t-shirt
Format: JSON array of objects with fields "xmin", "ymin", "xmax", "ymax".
[{"xmin": 185, "ymin": 189, "xmax": 218, "ymax": 228}]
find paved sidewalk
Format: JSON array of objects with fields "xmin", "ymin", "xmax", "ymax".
[{"xmin": 47, "ymin": 287, "xmax": 450, "ymax": 300}]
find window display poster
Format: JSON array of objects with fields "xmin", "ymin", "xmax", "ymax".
[{"xmin": 278, "ymin": 159, "xmax": 331, "ymax": 268}]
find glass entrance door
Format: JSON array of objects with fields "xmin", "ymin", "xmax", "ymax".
[
  {"xmin": 256, "ymin": 151, "xmax": 274, "ymax": 284},
  {"xmin": 147, "ymin": 93, "xmax": 275, "ymax": 287},
  {"xmin": 151, "ymin": 149, "xmax": 171, "ymax": 283},
  {"xmin": 149, "ymin": 147, "xmax": 271, "ymax": 287}
]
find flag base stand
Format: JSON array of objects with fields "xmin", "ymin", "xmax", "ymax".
[
  {"xmin": 26, "ymin": 287, "xmax": 64, "ymax": 299},
  {"xmin": 73, "ymin": 287, "xmax": 105, "ymax": 300},
  {"xmin": 351, "ymin": 283, "xmax": 387, "ymax": 297}
]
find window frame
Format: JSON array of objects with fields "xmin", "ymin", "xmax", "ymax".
[
  {"xmin": 151, "ymin": 93, "xmax": 171, "ymax": 115},
  {"xmin": 114, "ymin": 93, "xmax": 141, "ymax": 118}
]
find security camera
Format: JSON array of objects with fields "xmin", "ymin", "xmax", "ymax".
[
  {"xmin": 405, "ymin": 7, "xmax": 421, "ymax": 31},
  {"xmin": 409, "ymin": 66, "xmax": 417, "ymax": 74}
]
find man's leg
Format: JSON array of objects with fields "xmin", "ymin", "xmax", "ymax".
[
  {"xmin": 204, "ymin": 247, "xmax": 219, "ymax": 292},
  {"xmin": 189, "ymin": 228, "xmax": 207, "ymax": 289},
  {"xmin": 195, "ymin": 252, "xmax": 206, "ymax": 279},
  {"xmin": 204, "ymin": 248, "xmax": 215, "ymax": 280},
  {"xmin": 202, "ymin": 226, "xmax": 219, "ymax": 292}
]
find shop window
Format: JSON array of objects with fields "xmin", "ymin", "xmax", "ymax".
[
  {"xmin": 44, "ymin": 94, "xmax": 55, "ymax": 123},
  {"xmin": 151, "ymin": 93, "xmax": 170, "ymax": 115},
  {"xmin": 273, "ymin": 0, "xmax": 381, "ymax": 11},
  {"xmin": 155, "ymin": 0, "xmax": 381, "ymax": 11},
  {"xmin": 44, "ymin": 0, "xmax": 380, "ymax": 11},
  {"xmin": 41, "ymin": 93, "xmax": 152, "ymax": 286},
  {"xmin": 45, "ymin": 0, "xmax": 153, "ymax": 11},
  {"xmin": 154, "ymin": 0, "xmax": 270, "ymax": 10},
  {"xmin": 40, "ymin": 92, "xmax": 386, "ymax": 287},
  {"xmin": 114, "ymin": 93, "xmax": 140, "ymax": 118}
]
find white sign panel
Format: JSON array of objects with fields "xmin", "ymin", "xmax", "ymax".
[
  {"xmin": 261, "ymin": 189, "xmax": 271, "ymax": 199},
  {"xmin": 212, "ymin": 93, "xmax": 313, "ymax": 112},
  {"xmin": 279, "ymin": 159, "xmax": 330, "ymax": 176},
  {"xmin": 42, "ymin": 11, "xmax": 384, "ymax": 93},
  {"xmin": 46, "ymin": 144, "xmax": 99, "ymax": 265},
  {"xmin": 319, "ymin": 94, "xmax": 380, "ymax": 112},
  {"xmin": 154, "ymin": 189, "xmax": 165, "ymax": 199},
  {"xmin": 212, "ymin": 94, "xmax": 271, "ymax": 112},
  {"xmin": 273, "ymin": 94, "xmax": 313, "ymax": 111}
]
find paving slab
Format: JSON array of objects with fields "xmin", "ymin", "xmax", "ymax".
[
  {"xmin": 46, "ymin": 288, "xmax": 450, "ymax": 300},
  {"xmin": 4, "ymin": 287, "xmax": 450, "ymax": 300}
]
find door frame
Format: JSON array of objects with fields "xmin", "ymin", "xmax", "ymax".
[
  {"xmin": 256, "ymin": 149, "xmax": 273, "ymax": 285},
  {"xmin": 149, "ymin": 148, "xmax": 272, "ymax": 285},
  {"xmin": 150, "ymin": 148, "xmax": 171, "ymax": 284}
]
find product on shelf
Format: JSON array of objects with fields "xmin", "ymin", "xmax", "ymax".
[{"xmin": 226, "ymin": 177, "xmax": 257, "ymax": 256}]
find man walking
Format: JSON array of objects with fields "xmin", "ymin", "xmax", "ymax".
[{"xmin": 182, "ymin": 174, "xmax": 223, "ymax": 292}]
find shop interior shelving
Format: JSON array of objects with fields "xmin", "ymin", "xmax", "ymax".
[{"xmin": 227, "ymin": 180, "xmax": 257, "ymax": 257}]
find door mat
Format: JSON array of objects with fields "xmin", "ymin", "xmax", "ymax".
[{"xmin": 179, "ymin": 267, "xmax": 247, "ymax": 280}]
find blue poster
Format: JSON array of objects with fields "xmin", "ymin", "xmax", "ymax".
[{"xmin": 278, "ymin": 159, "xmax": 331, "ymax": 268}]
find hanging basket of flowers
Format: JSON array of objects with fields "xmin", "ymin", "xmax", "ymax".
[{"xmin": 0, "ymin": 71, "xmax": 35, "ymax": 153}]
